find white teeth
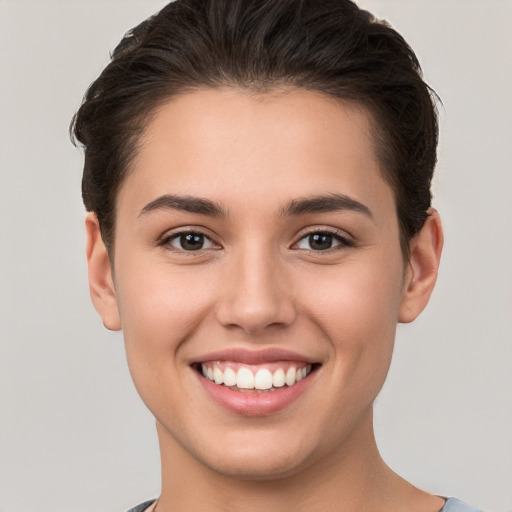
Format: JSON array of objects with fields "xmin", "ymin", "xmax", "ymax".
[
  {"xmin": 201, "ymin": 363, "xmax": 313, "ymax": 390},
  {"xmin": 297, "ymin": 367, "xmax": 307, "ymax": 381},
  {"xmin": 285, "ymin": 367, "xmax": 296, "ymax": 386},
  {"xmin": 254, "ymin": 369, "xmax": 273, "ymax": 390},
  {"xmin": 213, "ymin": 366, "xmax": 223, "ymax": 384},
  {"xmin": 272, "ymin": 368, "xmax": 286, "ymax": 387},
  {"xmin": 236, "ymin": 367, "xmax": 255, "ymax": 389},
  {"xmin": 223, "ymin": 367, "xmax": 237, "ymax": 387}
]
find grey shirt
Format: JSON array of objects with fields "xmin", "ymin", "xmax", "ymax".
[
  {"xmin": 127, "ymin": 497, "xmax": 486, "ymax": 512},
  {"xmin": 442, "ymin": 498, "xmax": 486, "ymax": 512}
]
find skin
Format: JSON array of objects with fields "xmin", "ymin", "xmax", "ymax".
[{"xmin": 86, "ymin": 88, "xmax": 444, "ymax": 512}]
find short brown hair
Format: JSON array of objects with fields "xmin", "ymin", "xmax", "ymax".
[{"xmin": 71, "ymin": 0, "xmax": 439, "ymax": 255}]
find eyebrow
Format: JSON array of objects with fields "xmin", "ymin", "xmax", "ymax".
[
  {"xmin": 280, "ymin": 193, "xmax": 373, "ymax": 218},
  {"xmin": 139, "ymin": 194, "xmax": 227, "ymax": 218},
  {"xmin": 139, "ymin": 192, "xmax": 372, "ymax": 220}
]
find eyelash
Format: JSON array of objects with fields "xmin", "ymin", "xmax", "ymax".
[
  {"xmin": 158, "ymin": 228, "xmax": 354, "ymax": 254},
  {"xmin": 292, "ymin": 229, "xmax": 354, "ymax": 253},
  {"xmin": 159, "ymin": 229, "xmax": 219, "ymax": 253}
]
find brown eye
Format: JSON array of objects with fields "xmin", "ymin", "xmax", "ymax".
[
  {"xmin": 167, "ymin": 232, "xmax": 215, "ymax": 251},
  {"xmin": 308, "ymin": 233, "xmax": 334, "ymax": 251},
  {"xmin": 295, "ymin": 231, "xmax": 350, "ymax": 251}
]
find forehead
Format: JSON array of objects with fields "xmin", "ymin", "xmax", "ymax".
[{"xmin": 118, "ymin": 87, "xmax": 394, "ymax": 218}]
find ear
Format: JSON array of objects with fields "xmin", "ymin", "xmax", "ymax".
[
  {"xmin": 398, "ymin": 209, "xmax": 444, "ymax": 323},
  {"xmin": 85, "ymin": 213, "xmax": 121, "ymax": 331}
]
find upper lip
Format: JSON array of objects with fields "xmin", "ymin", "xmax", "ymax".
[{"xmin": 191, "ymin": 347, "xmax": 316, "ymax": 365}]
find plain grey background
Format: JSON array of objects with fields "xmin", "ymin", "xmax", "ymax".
[{"xmin": 0, "ymin": 1, "xmax": 511, "ymax": 511}]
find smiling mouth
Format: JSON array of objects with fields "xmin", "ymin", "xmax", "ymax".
[{"xmin": 195, "ymin": 361, "xmax": 317, "ymax": 393}]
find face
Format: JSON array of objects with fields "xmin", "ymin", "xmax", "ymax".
[{"xmin": 92, "ymin": 88, "xmax": 426, "ymax": 479}]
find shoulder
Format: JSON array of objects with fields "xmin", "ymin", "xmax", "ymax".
[
  {"xmin": 126, "ymin": 500, "xmax": 156, "ymax": 512},
  {"xmin": 442, "ymin": 498, "xmax": 487, "ymax": 512}
]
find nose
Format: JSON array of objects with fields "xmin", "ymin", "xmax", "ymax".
[{"xmin": 215, "ymin": 247, "xmax": 297, "ymax": 335}]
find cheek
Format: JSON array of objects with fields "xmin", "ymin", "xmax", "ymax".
[
  {"xmin": 113, "ymin": 255, "xmax": 216, "ymax": 360},
  {"xmin": 299, "ymin": 254, "xmax": 404, "ymax": 379},
  {"xmin": 303, "ymin": 257, "xmax": 402, "ymax": 331},
  {"xmin": 112, "ymin": 258, "xmax": 219, "ymax": 417}
]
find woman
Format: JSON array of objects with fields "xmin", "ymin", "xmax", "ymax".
[{"xmin": 71, "ymin": 1, "xmax": 484, "ymax": 510}]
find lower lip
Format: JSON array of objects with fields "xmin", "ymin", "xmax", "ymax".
[{"xmin": 197, "ymin": 370, "xmax": 315, "ymax": 416}]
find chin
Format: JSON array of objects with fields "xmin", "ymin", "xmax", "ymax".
[
  {"xmin": 206, "ymin": 451, "xmax": 309, "ymax": 481},
  {"xmin": 189, "ymin": 428, "xmax": 319, "ymax": 481}
]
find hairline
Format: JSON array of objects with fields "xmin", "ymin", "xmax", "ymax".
[{"xmin": 105, "ymin": 84, "xmax": 412, "ymax": 261}]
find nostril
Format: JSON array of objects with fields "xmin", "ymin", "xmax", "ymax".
[
  {"xmin": 213, "ymin": 259, "xmax": 298, "ymax": 334},
  {"xmin": 215, "ymin": 296, "xmax": 297, "ymax": 334}
]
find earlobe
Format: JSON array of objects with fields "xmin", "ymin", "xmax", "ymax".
[
  {"xmin": 85, "ymin": 213, "xmax": 121, "ymax": 331},
  {"xmin": 398, "ymin": 209, "xmax": 444, "ymax": 323}
]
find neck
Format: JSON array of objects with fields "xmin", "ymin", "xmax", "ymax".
[{"xmin": 154, "ymin": 409, "xmax": 426, "ymax": 512}]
